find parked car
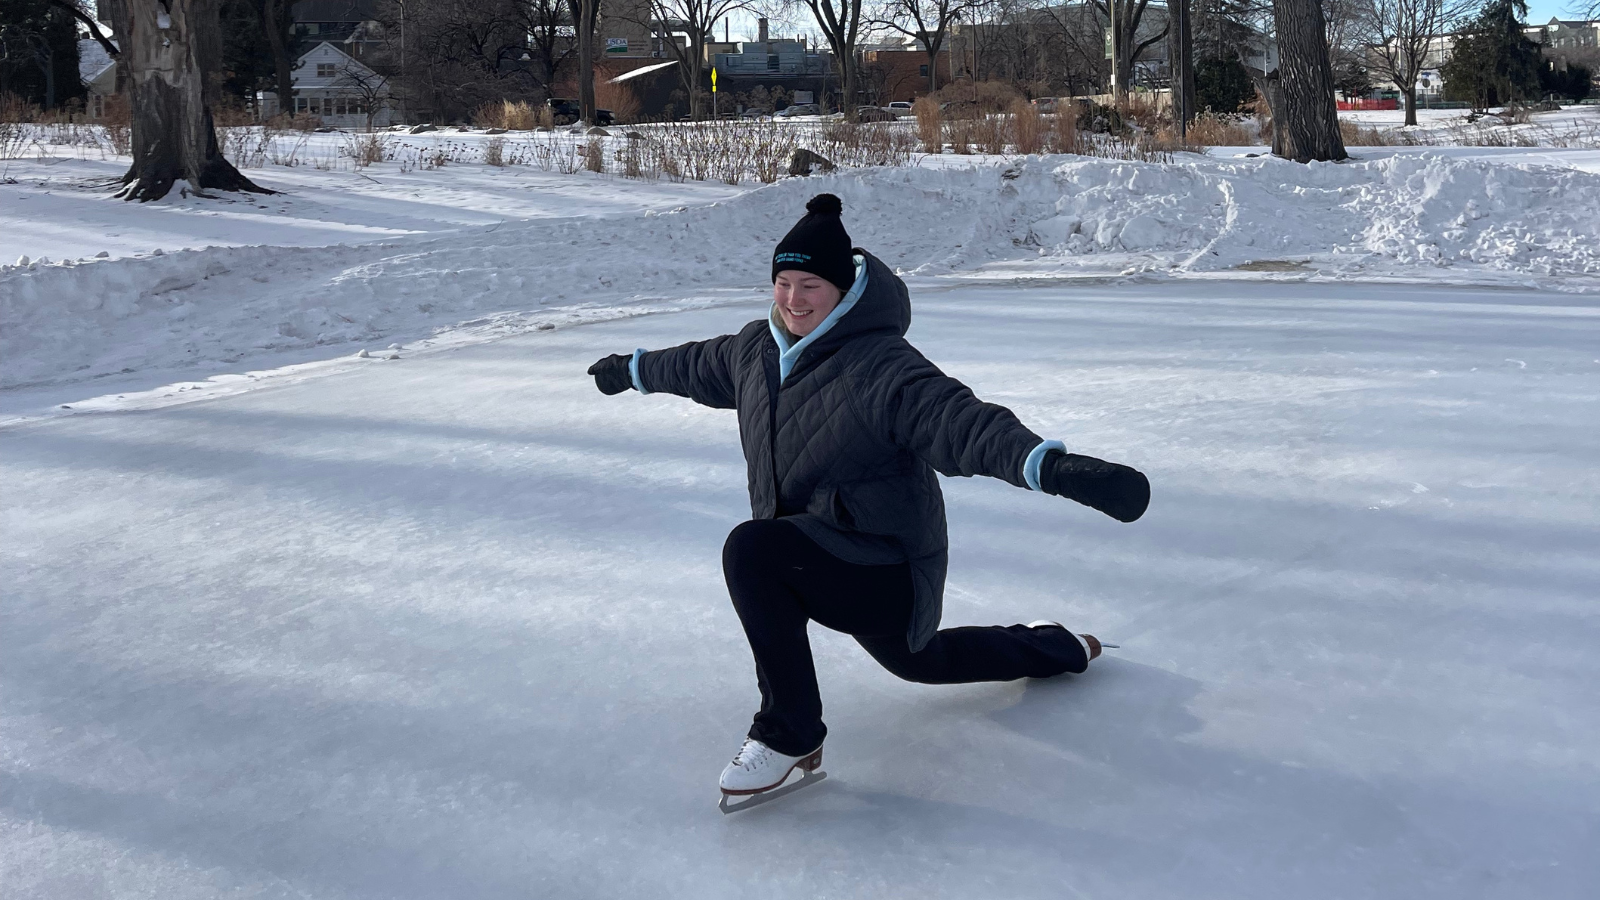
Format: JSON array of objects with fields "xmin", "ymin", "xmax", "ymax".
[
  {"xmin": 1031, "ymin": 97, "xmax": 1059, "ymax": 114},
  {"xmin": 741, "ymin": 108, "xmax": 773, "ymax": 119},
  {"xmin": 887, "ymin": 101, "xmax": 914, "ymax": 113},
  {"xmin": 854, "ymin": 106, "xmax": 898, "ymax": 122},
  {"xmin": 547, "ymin": 98, "xmax": 615, "ymax": 127},
  {"xmin": 773, "ymin": 103, "xmax": 822, "ymax": 118}
]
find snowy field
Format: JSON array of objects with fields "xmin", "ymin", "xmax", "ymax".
[
  {"xmin": 5, "ymin": 140, "xmax": 1600, "ymax": 410},
  {"xmin": 3, "ymin": 137, "xmax": 1600, "ymax": 898}
]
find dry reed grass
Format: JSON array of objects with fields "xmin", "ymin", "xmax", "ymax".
[
  {"xmin": 1339, "ymin": 121, "xmax": 1391, "ymax": 146},
  {"xmin": 912, "ymin": 97, "xmax": 942, "ymax": 152},
  {"xmin": 1184, "ymin": 112, "xmax": 1254, "ymax": 146},
  {"xmin": 473, "ymin": 100, "xmax": 548, "ymax": 130},
  {"xmin": 483, "ymin": 136, "xmax": 506, "ymax": 166},
  {"xmin": 1012, "ymin": 99, "xmax": 1045, "ymax": 154},
  {"xmin": 594, "ymin": 78, "xmax": 642, "ymax": 125},
  {"xmin": 1046, "ymin": 106, "xmax": 1082, "ymax": 154}
]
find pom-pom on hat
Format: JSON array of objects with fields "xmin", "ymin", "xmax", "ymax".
[{"xmin": 772, "ymin": 193, "xmax": 856, "ymax": 292}]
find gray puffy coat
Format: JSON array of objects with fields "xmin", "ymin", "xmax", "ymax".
[{"xmin": 635, "ymin": 250, "xmax": 1047, "ymax": 651}]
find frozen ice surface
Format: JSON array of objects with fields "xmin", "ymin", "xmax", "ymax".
[{"xmin": 4, "ymin": 280, "xmax": 1597, "ymax": 899}]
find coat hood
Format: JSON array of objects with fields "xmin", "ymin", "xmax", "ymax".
[{"xmin": 826, "ymin": 249, "xmax": 911, "ymax": 343}]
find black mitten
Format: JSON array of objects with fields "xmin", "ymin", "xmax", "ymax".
[
  {"xmin": 587, "ymin": 354, "xmax": 634, "ymax": 395},
  {"xmin": 1040, "ymin": 451, "xmax": 1150, "ymax": 523}
]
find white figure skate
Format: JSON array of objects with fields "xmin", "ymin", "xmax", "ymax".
[{"xmin": 717, "ymin": 738, "xmax": 826, "ymax": 814}]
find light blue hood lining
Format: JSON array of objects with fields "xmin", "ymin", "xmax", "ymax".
[{"xmin": 768, "ymin": 255, "xmax": 868, "ymax": 383}]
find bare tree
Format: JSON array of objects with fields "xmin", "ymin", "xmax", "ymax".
[
  {"xmin": 249, "ymin": 0, "xmax": 302, "ymax": 119},
  {"xmin": 333, "ymin": 62, "xmax": 389, "ymax": 131},
  {"xmin": 1035, "ymin": 1, "xmax": 1115, "ymax": 95},
  {"xmin": 1093, "ymin": 0, "xmax": 1169, "ymax": 99},
  {"xmin": 640, "ymin": 0, "xmax": 750, "ymax": 118},
  {"xmin": 375, "ymin": 0, "xmax": 544, "ymax": 122},
  {"xmin": 797, "ymin": 0, "xmax": 867, "ymax": 115},
  {"xmin": 1271, "ymin": 0, "xmax": 1347, "ymax": 159},
  {"xmin": 47, "ymin": 0, "xmax": 119, "ymax": 59},
  {"xmin": 875, "ymin": 0, "xmax": 974, "ymax": 92},
  {"xmin": 1358, "ymin": 0, "xmax": 1447, "ymax": 125},
  {"xmin": 511, "ymin": 0, "xmax": 577, "ymax": 93},
  {"xmin": 568, "ymin": 0, "xmax": 598, "ymax": 122},
  {"xmin": 101, "ymin": 0, "xmax": 269, "ymax": 200}
]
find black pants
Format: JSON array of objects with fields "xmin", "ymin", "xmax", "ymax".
[{"xmin": 722, "ymin": 518, "xmax": 1089, "ymax": 757}]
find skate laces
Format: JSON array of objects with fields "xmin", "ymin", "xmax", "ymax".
[{"xmin": 731, "ymin": 739, "xmax": 772, "ymax": 771}]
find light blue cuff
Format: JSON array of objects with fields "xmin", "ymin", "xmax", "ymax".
[
  {"xmin": 630, "ymin": 348, "xmax": 651, "ymax": 394},
  {"xmin": 1024, "ymin": 440, "xmax": 1066, "ymax": 492}
]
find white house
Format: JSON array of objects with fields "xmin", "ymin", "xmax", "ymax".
[
  {"xmin": 78, "ymin": 38, "xmax": 120, "ymax": 121},
  {"xmin": 259, "ymin": 42, "xmax": 394, "ymax": 128}
]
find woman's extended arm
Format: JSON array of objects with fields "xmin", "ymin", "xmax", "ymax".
[
  {"xmin": 883, "ymin": 364, "xmax": 1042, "ymax": 487},
  {"xmin": 588, "ymin": 333, "xmax": 741, "ymax": 409},
  {"xmin": 883, "ymin": 360, "xmax": 1149, "ymax": 522}
]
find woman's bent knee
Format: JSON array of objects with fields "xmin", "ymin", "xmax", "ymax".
[{"xmin": 856, "ymin": 635, "xmax": 947, "ymax": 684}]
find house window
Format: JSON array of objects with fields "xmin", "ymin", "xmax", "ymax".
[
  {"xmin": 296, "ymin": 97, "xmax": 308, "ymax": 113},
  {"xmin": 919, "ymin": 64, "xmax": 929, "ymax": 77},
  {"xmin": 317, "ymin": 63, "xmax": 338, "ymax": 78}
]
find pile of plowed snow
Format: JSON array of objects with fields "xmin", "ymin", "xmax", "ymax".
[{"xmin": 4, "ymin": 152, "xmax": 1597, "ymax": 388}]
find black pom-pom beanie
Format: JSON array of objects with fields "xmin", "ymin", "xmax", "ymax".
[{"xmin": 772, "ymin": 193, "xmax": 855, "ymax": 292}]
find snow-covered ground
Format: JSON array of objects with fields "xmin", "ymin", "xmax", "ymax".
[
  {"xmin": 1340, "ymin": 103, "xmax": 1600, "ymax": 150},
  {"xmin": 5, "ymin": 278, "xmax": 1597, "ymax": 899},
  {"xmin": 0, "ymin": 140, "xmax": 749, "ymax": 264},
  {"xmin": 5, "ymin": 146, "xmax": 1599, "ymax": 411}
]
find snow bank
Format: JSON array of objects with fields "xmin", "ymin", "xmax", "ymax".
[
  {"xmin": 4, "ymin": 151, "xmax": 1597, "ymax": 389},
  {"xmin": 1009, "ymin": 152, "xmax": 1600, "ymax": 276}
]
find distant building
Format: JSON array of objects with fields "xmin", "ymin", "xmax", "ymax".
[
  {"xmin": 1529, "ymin": 17, "xmax": 1600, "ymax": 82},
  {"xmin": 861, "ymin": 45, "xmax": 953, "ymax": 104},
  {"xmin": 77, "ymin": 38, "xmax": 120, "ymax": 121},
  {"xmin": 259, "ymin": 42, "xmax": 395, "ymax": 127},
  {"xmin": 711, "ymin": 20, "xmax": 829, "ymax": 77},
  {"xmin": 1526, "ymin": 17, "xmax": 1600, "ymax": 55}
]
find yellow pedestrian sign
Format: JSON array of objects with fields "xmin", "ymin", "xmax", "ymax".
[{"xmin": 712, "ymin": 67, "xmax": 718, "ymax": 93}]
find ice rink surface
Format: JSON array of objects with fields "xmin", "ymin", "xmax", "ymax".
[{"xmin": 4, "ymin": 278, "xmax": 1597, "ymax": 899}]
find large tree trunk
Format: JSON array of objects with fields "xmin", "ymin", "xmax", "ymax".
[
  {"xmin": 1270, "ymin": 0, "xmax": 1347, "ymax": 161},
  {"xmin": 842, "ymin": 56, "xmax": 858, "ymax": 117},
  {"xmin": 105, "ymin": 0, "xmax": 269, "ymax": 201},
  {"xmin": 1403, "ymin": 83, "xmax": 1418, "ymax": 126},
  {"xmin": 259, "ymin": 0, "xmax": 295, "ymax": 119},
  {"xmin": 576, "ymin": 0, "xmax": 597, "ymax": 123}
]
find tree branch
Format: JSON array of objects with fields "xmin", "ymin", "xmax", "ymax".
[{"xmin": 48, "ymin": 0, "xmax": 119, "ymax": 58}]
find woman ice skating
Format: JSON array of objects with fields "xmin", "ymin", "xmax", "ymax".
[{"xmin": 587, "ymin": 194, "xmax": 1150, "ymax": 809}]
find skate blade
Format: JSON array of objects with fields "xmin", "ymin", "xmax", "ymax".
[
  {"xmin": 718, "ymin": 768, "xmax": 827, "ymax": 815},
  {"xmin": 1100, "ymin": 642, "xmax": 1120, "ymax": 649}
]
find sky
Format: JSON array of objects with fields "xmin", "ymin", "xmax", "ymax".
[{"xmin": 1526, "ymin": 0, "xmax": 1588, "ymax": 22}]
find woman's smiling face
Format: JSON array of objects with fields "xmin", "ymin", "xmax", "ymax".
[{"xmin": 773, "ymin": 270, "xmax": 843, "ymax": 337}]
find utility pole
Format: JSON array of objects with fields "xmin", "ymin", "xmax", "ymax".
[
  {"xmin": 1170, "ymin": 0, "xmax": 1194, "ymax": 139},
  {"xmin": 1108, "ymin": 0, "xmax": 1119, "ymax": 98}
]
